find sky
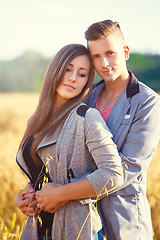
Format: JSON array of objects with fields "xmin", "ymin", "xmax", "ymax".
[{"xmin": 0, "ymin": 0, "xmax": 160, "ymax": 60}]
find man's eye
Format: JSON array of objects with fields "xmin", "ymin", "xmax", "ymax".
[
  {"xmin": 109, "ymin": 52, "xmax": 114, "ymax": 55},
  {"xmin": 93, "ymin": 55, "xmax": 99, "ymax": 59}
]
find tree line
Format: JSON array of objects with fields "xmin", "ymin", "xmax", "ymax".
[{"xmin": 0, "ymin": 50, "xmax": 160, "ymax": 92}]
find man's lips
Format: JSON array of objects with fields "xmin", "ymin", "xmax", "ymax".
[
  {"xmin": 64, "ymin": 84, "xmax": 75, "ymax": 90},
  {"xmin": 102, "ymin": 68, "xmax": 113, "ymax": 74}
]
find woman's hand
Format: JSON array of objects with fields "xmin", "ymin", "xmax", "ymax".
[
  {"xmin": 36, "ymin": 182, "xmax": 68, "ymax": 213},
  {"xmin": 15, "ymin": 183, "xmax": 40, "ymax": 216},
  {"xmin": 36, "ymin": 178, "xmax": 97, "ymax": 213}
]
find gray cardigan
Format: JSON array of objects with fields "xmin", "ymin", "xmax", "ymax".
[{"xmin": 17, "ymin": 104, "xmax": 123, "ymax": 240}]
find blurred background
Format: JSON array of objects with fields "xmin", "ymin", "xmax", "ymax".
[{"xmin": 0, "ymin": 0, "xmax": 160, "ymax": 239}]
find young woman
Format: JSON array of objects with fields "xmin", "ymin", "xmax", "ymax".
[{"xmin": 16, "ymin": 44, "xmax": 123, "ymax": 240}]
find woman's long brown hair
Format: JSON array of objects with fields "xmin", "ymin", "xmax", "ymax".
[{"xmin": 18, "ymin": 44, "xmax": 95, "ymax": 165}]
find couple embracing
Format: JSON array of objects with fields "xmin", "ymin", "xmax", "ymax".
[{"xmin": 15, "ymin": 20, "xmax": 160, "ymax": 240}]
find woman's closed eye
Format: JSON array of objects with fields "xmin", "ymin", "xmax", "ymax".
[{"xmin": 80, "ymin": 73, "xmax": 86, "ymax": 77}]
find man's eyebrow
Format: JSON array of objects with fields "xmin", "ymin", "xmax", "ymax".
[
  {"xmin": 91, "ymin": 53, "xmax": 99, "ymax": 57},
  {"xmin": 92, "ymin": 50, "xmax": 113, "ymax": 56},
  {"xmin": 91, "ymin": 53, "xmax": 100, "ymax": 58}
]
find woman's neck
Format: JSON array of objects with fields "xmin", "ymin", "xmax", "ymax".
[{"xmin": 54, "ymin": 94, "xmax": 68, "ymax": 113}]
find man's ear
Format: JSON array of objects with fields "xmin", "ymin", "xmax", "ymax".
[{"xmin": 124, "ymin": 45, "xmax": 129, "ymax": 60}]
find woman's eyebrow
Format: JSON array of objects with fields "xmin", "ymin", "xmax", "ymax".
[{"xmin": 69, "ymin": 63, "xmax": 89, "ymax": 71}]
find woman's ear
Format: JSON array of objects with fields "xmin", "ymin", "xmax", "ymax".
[{"xmin": 124, "ymin": 45, "xmax": 129, "ymax": 61}]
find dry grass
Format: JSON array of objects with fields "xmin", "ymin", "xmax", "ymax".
[
  {"xmin": 0, "ymin": 93, "xmax": 159, "ymax": 239},
  {"xmin": 0, "ymin": 93, "xmax": 38, "ymax": 239},
  {"xmin": 147, "ymin": 145, "xmax": 160, "ymax": 240}
]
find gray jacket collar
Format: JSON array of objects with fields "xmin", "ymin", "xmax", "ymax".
[
  {"xmin": 87, "ymin": 72, "xmax": 140, "ymax": 138},
  {"xmin": 93, "ymin": 71, "xmax": 139, "ymax": 98},
  {"xmin": 37, "ymin": 124, "xmax": 62, "ymax": 151},
  {"xmin": 126, "ymin": 71, "xmax": 139, "ymax": 98},
  {"xmin": 37, "ymin": 105, "xmax": 81, "ymax": 151},
  {"xmin": 107, "ymin": 72, "xmax": 139, "ymax": 137},
  {"xmin": 87, "ymin": 71, "xmax": 139, "ymax": 107}
]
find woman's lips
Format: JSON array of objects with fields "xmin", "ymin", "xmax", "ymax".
[{"xmin": 64, "ymin": 84, "xmax": 75, "ymax": 90}]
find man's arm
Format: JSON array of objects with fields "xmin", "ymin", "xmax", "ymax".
[{"xmin": 111, "ymin": 92, "xmax": 160, "ymax": 194}]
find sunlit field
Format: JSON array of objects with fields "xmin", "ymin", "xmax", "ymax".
[
  {"xmin": 0, "ymin": 93, "xmax": 38, "ymax": 240},
  {"xmin": 0, "ymin": 93, "xmax": 160, "ymax": 240}
]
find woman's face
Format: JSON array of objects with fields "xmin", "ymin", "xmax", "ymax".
[{"xmin": 56, "ymin": 54, "xmax": 90, "ymax": 106}]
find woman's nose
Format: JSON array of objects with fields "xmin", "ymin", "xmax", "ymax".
[{"xmin": 69, "ymin": 72, "xmax": 76, "ymax": 82}]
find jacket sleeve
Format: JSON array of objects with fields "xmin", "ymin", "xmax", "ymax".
[
  {"xmin": 84, "ymin": 108, "xmax": 123, "ymax": 198},
  {"xmin": 113, "ymin": 92, "xmax": 160, "ymax": 194}
]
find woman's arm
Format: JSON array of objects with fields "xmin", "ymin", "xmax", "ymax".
[
  {"xmin": 36, "ymin": 107, "xmax": 124, "ymax": 213},
  {"xmin": 36, "ymin": 178, "xmax": 96, "ymax": 212}
]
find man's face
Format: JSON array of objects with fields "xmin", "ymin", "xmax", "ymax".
[{"xmin": 88, "ymin": 33, "xmax": 129, "ymax": 83}]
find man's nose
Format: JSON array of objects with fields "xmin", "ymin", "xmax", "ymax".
[{"xmin": 102, "ymin": 57, "xmax": 109, "ymax": 67}]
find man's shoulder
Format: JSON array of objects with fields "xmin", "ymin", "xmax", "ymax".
[
  {"xmin": 132, "ymin": 81, "xmax": 160, "ymax": 115},
  {"xmin": 138, "ymin": 81, "xmax": 160, "ymax": 100},
  {"xmin": 84, "ymin": 80, "xmax": 105, "ymax": 105},
  {"xmin": 128, "ymin": 71, "xmax": 160, "ymax": 101},
  {"xmin": 92, "ymin": 79, "xmax": 104, "ymax": 90}
]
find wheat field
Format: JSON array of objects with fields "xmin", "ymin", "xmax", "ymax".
[{"xmin": 0, "ymin": 93, "xmax": 160, "ymax": 240}]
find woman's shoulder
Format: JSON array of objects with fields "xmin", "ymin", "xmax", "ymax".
[
  {"xmin": 76, "ymin": 103, "xmax": 100, "ymax": 119},
  {"xmin": 69, "ymin": 103, "xmax": 105, "ymax": 129},
  {"xmin": 76, "ymin": 103, "xmax": 107, "ymax": 128},
  {"xmin": 77, "ymin": 104, "xmax": 112, "ymax": 138}
]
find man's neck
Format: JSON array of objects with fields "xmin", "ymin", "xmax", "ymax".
[
  {"xmin": 97, "ymin": 73, "xmax": 130, "ymax": 111},
  {"xmin": 107, "ymin": 72, "xmax": 130, "ymax": 94}
]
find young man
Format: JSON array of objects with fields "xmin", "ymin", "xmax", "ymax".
[{"xmin": 84, "ymin": 20, "xmax": 160, "ymax": 240}]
